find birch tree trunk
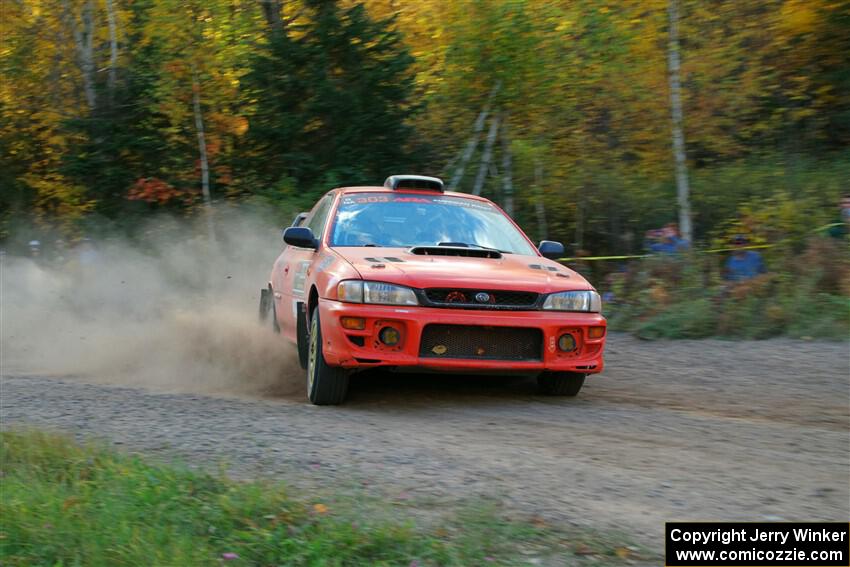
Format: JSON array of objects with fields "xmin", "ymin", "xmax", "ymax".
[
  {"xmin": 448, "ymin": 82, "xmax": 500, "ymax": 190},
  {"xmin": 105, "ymin": 0, "xmax": 119, "ymax": 97},
  {"xmin": 667, "ymin": 0, "xmax": 692, "ymax": 243},
  {"xmin": 489, "ymin": 163, "xmax": 501, "ymax": 203},
  {"xmin": 472, "ymin": 115, "xmax": 500, "ymax": 196},
  {"xmin": 192, "ymin": 74, "xmax": 215, "ymax": 243},
  {"xmin": 500, "ymin": 112, "xmax": 514, "ymax": 217},
  {"xmin": 66, "ymin": 0, "xmax": 97, "ymax": 111}
]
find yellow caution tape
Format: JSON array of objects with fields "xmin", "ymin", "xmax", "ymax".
[{"xmin": 557, "ymin": 223, "xmax": 845, "ymax": 263}]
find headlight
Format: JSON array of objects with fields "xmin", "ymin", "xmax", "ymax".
[
  {"xmin": 542, "ymin": 290, "xmax": 601, "ymax": 312},
  {"xmin": 337, "ymin": 281, "xmax": 419, "ymax": 306}
]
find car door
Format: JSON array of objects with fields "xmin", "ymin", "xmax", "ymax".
[
  {"xmin": 270, "ymin": 211, "xmax": 306, "ymax": 308},
  {"xmin": 275, "ymin": 194, "xmax": 335, "ymax": 339}
]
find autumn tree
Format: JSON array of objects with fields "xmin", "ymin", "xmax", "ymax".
[{"xmin": 2, "ymin": 0, "xmax": 848, "ymax": 253}]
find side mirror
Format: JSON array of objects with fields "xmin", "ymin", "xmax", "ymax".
[
  {"xmin": 538, "ymin": 240, "xmax": 564, "ymax": 260},
  {"xmin": 283, "ymin": 226, "xmax": 318, "ymax": 249}
]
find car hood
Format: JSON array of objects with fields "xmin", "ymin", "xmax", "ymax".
[{"xmin": 330, "ymin": 247, "xmax": 593, "ymax": 293}]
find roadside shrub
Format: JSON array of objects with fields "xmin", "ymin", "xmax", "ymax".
[
  {"xmin": 631, "ymin": 298, "xmax": 718, "ymax": 340},
  {"xmin": 603, "ymin": 237, "xmax": 849, "ymax": 340}
]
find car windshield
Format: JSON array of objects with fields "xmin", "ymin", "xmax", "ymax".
[{"xmin": 329, "ymin": 192, "xmax": 537, "ymax": 255}]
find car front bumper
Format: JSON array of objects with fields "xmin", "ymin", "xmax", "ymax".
[{"xmin": 318, "ymin": 298, "xmax": 606, "ymax": 373}]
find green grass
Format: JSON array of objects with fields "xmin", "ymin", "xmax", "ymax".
[{"xmin": 0, "ymin": 430, "xmax": 646, "ymax": 566}]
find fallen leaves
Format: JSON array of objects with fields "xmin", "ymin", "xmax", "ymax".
[{"xmin": 615, "ymin": 546, "xmax": 632, "ymax": 559}]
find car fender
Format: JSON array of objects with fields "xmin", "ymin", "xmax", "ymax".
[{"xmin": 307, "ymin": 248, "xmax": 362, "ymax": 312}]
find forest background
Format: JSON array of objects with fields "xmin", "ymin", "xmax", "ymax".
[{"xmin": 2, "ymin": 0, "xmax": 848, "ymax": 337}]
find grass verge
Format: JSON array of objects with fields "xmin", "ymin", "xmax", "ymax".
[{"xmin": 0, "ymin": 429, "xmax": 646, "ymax": 566}]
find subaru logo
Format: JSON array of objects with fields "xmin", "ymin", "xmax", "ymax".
[{"xmin": 475, "ymin": 292, "xmax": 491, "ymax": 303}]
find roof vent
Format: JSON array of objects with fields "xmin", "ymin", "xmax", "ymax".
[{"xmin": 384, "ymin": 175, "xmax": 444, "ymax": 192}]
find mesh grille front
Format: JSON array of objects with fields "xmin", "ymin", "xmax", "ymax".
[
  {"xmin": 419, "ymin": 325, "xmax": 542, "ymax": 361},
  {"xmin": 424, "ymin": 289, "xmax": 539, "ymax": 307}
]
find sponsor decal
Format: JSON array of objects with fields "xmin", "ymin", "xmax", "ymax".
[
  {"xmin": 314, "ymin": 254, "xmax": 334, "ymax": 274},
  {"xmin": 340, "ymin": 193, "xmax": 493, "ymax": 212},
  {"xmin": 292, "ymin": 261, "xmax": 310, "ymax": 295}
]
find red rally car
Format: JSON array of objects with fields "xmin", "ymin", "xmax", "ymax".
[{"xmin": 260, "ymin": 175, "xmax": 606, "ymax": 405}]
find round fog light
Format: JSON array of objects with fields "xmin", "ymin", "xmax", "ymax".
[
  {"xmin": 557, "ymin": 333, "xmax": 576, "ymax": 352},
  {"xmin": 379, "ymin": 326, "xmax": 401, "ymax": 346}
]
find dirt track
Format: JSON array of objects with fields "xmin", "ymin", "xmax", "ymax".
[{"xmin": 2, "ymin": 334, "xmax": 848, "ymax": 550}]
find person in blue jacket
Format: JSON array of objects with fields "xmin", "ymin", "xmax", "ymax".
[
  {"xmin": 647, "ymin": 223, "xmax": 689, "ymax": 254},
  {"xmin": 724, "ymin": 234, "xmax": 766, "ymax": 281}
]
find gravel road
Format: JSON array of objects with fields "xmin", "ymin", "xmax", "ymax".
[{"xmin": 2, "ymin": 334, "xmax": 848, "ymax": 550}]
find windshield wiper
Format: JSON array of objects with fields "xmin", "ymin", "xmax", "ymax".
[{"xmin": 437, "ymin": 242, "xmax": 508, "ymax": 253}]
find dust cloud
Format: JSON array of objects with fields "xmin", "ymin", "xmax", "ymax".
[{"xmin": 0, "ymin": 210, "xmax": 306, "ymax": 399}]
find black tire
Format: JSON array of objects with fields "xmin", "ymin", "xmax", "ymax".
[
  {"xmin": 296, "ymin": 304, "xmax": 309, "ymax": 370},
  {"xmin": 306, "ymin": 308, "xmax": 349, "ymax": 405},
  {"xmin": 537, "ymin": 372, "xmax": 586, "ymax": 396}
]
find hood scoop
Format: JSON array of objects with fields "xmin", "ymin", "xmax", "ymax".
[{"xmin": 409, "ymin": 246, "xmax": 502, "ymax": 259}]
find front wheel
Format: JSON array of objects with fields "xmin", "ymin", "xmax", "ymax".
[
  {"xmin": 537, "ymin": 372, "xmax": 586, "ymax": 396},
  {"xmin": 306, "ymin": 308, "xmax": 349, "ymax": 405}
]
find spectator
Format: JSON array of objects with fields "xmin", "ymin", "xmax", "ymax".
[
  {"xmin": 724, "ymin": 234, "xmax": 766, "ymax": 282},
  {"xmin": 644, "ymin": 228, "xmax": 662, "ymax": 251},
  {"xmin": 647, "ymin": 223, "xmax": 689, "ymax": 254},
  {"xmin": 601, "ymin": 263, "xmax": 628, "ymax": 304}
]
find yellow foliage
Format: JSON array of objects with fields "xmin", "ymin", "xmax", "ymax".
[
  {"xmin": 779, "ymin": 0, "xmax": 819, "ymax": 35},
  {"xmin": 22, "ymin": 172, "xmax": 95, "ymax": 235}
]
